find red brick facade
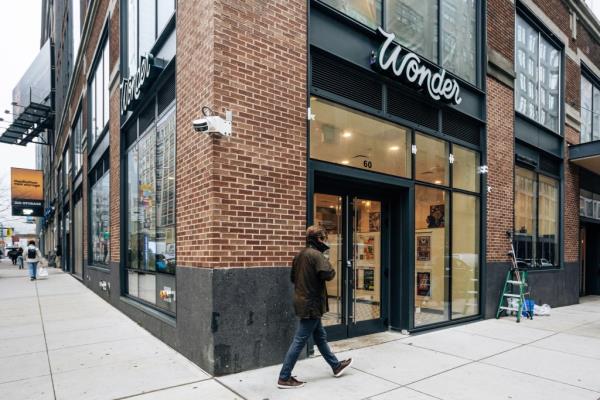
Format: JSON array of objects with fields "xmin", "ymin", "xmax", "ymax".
[{"xmin": 176, "ymin": 0, "xmax": 307, "ymax": 268}]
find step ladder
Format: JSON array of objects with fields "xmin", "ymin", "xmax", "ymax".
[{"xmin": 495, "ymin": 232, "xmax": 533, "ymax": 323}]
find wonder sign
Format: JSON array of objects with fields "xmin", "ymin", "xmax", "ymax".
[{"xmin": 370, "ymin": 27, "xmax": 462, "ymax": 105}]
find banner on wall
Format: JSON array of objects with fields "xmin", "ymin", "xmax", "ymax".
[{"xmin": 11, "ymin": 168, "xmax": 44, "ymax": 217}]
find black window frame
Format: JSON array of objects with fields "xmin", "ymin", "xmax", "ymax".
[
  {"xmin": 513, "ymin": 162, "xmax": 561, "ymax": 269},
  {"xmin": 87, "ymin": 25, "xmax": 110, "ymax": 153},
  {"xmin": 580, "ymin": 66, "xmax": 600, "ymax": 144},
  {"xmin": 514, "ymin": 7, "xmax": 564, "ymax": 135}
]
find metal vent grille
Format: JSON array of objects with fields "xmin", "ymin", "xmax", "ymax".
[
  {"xmin": 158, "ymin": 77, "xmax": 176, "ymax": 115},
  {"xmin": 539, "ymin": 154, "xmax": 560, "ymax": 176},
  {"xmin": 312, "ymin": 52, "xmax": 382, "ymax": 111},
  {"xmin": 442, "ymin": 111, "xmax": 481, "ymax": 146},
  {"xmin": 139, "ymin": 103, "xmax": 155, "ymax": 134},
  {"xmin": 387, "ymin": 88, "xmax": 439, "ymax": 130}
]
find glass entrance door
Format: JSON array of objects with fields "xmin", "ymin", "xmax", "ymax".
[{"xmin": 314, "ymin": 192, "xmax": 388, "ymax": 340}]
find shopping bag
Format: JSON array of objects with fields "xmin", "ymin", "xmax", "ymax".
[{"xmin": 38, "ymin": 267, "xmax": 49, "ymax": 279}]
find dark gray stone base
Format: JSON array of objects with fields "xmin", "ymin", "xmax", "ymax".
[
  {"xmin": 485, "ymin": 262, "xmax": 580, "ymax": 318},
  {"xmin": 80, "ymin": 262, "xmax": 296, "ymax": 376}
]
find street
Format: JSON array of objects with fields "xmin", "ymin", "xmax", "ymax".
[{"xmin": 2, "ymin": 258, "xmax": 600, "ymax": 400}]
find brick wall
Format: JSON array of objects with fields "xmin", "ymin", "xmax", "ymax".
[
  {"xmin": 578, "ymin": 22, "xmax": 600, "ymax": 68},
  {"xmin": 564, "ymin": 126, "xmax": 580, "ymax": 263},
  {"xmin": 487, "ymin": 0, "xmax": 515, "ymax": 61},
  {"xmin": 566, "ymin": 57, "xmax": 581, "ymax": 112},
  {"xmin": 176, "ymin": 0, "xmax": 308, "ymax": 268},
  {"xmin": 486, "ymin": 76, "xmax": 515, "ymax": 262}
]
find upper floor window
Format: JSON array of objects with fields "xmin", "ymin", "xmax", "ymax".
[
  {"xmin": 89, "ymin": 38, "xmax": 110, "ymax": 147},
  {"xmin": 581, "ymin": 75, "xmax": 600, "ymax": 143},
  {"xmin": 127, "ymin": 0, "xmax": 175, "ymax": 77},
  {"xmin": 515, "ymin": 15, "xmax": 561, "ymax": 132},
  {"xmin": 319, "ymin": 0, "xmax": 478, "ymax": 84},
  {"xmin": 71, "ymin": 0, "xmax": 82, "ymax": 65},
  {"xmin": 72, "ymin": 112, "xmax": 83, "ymax": 174}
]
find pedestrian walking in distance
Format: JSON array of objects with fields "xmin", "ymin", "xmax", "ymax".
[
  {"xmin": 26, "ymin": 240, "xmax": 43, "ymax": 281},
  {"xmin": 277, "ymin": 225, "xmax": 352, "ymax": 389},
  {"xmin": 17, "ymin": 247, "xmax": 24, "ymax": 269}
]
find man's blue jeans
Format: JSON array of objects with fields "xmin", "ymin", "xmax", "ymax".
[
  {"xmin": 28, "ymin": 262, "xmax": 38, "ymax": 279},
  {"xmin": 279, "ymin": 318, "xmax": 340, "ymax": 380}
]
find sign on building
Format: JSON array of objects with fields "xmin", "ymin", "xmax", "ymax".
[{"xmin": 11, "ymin": 168, "xmax": 44, "ymax": 217}]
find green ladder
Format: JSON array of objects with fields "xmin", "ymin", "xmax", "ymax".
[{"xmin": 495, "ymin": 268, "xmax": 533, "ymax": 322}]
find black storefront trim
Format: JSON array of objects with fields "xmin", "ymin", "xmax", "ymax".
[{"xmin": 120, "ymin": 296, "xmax": 176, "ymax": 326}]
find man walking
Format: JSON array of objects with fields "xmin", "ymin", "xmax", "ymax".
[
  {"xmin": 25, "ymin": 240, "xmax": 42, "ymax": 281},
  {"xmin": 277, "ymin": 225, "xmax": 352, "ymax": 389}
]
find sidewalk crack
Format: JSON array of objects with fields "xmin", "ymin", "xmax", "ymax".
[{"xmin": 35, "ymin": 280, "xmax": 58, "ymax": 400}]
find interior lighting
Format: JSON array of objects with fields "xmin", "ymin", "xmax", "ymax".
[
  {"xmin": 342, "ymin": 131, "xmax": 352, "ymax": 138},
  {"xmin": 389, "ymin": 145, "xmax": 400, "ymax": 151},
  {"xmin": 341, "ymin": 160, "xmax": 350, "ymax": 165}
]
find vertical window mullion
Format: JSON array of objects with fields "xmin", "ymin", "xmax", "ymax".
[{"xmin": 537, "ymin": 32, "xmax": 541, "ymax": 124}]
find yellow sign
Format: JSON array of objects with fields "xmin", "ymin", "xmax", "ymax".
[
  {"xmin": 11, "ymin": 168, "xmax": 44, "ymax": 217},
  {"xmin": 6, "ymin": 228, "xmax": 13, "ymax": 237}
]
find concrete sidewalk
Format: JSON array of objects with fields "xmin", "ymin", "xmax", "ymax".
[
  {"xmin": 0, "ymin": 259, "xmax": 241, "ymax": 400},
  {"xmin": 3, "ymin": 258, "xmax": 600, "ymax": 400}
]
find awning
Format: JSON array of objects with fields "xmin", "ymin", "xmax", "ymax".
[
  {"xmin": 0, "ymin": 102, "xmax": 53, "ymax": 146},
  {"xmin": 569, "ymin": 140, "xmax": 600, "ymax": 175}
]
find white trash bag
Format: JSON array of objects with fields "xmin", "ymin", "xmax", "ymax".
[{"xmin": 534, "ymin": 304, "xmax": 551, "ymax": 316}]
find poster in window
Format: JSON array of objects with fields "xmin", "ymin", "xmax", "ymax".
[
  {"xmin": 361, "ymin": 236, "xmax": 375, "ymax": 260},
  {"xmin": 417, "ymin": 235, "xmax": 431, "ymax": 261},
  {"xmin": 427, "ymin": 204, "xmax": 445, "ymax": 228},
  {"xmin": 369, "ymin": 212, "xmax": 381, "ymax": 232},
  {"xmin": 417, "ymin": 272, "xmax": 431, "ymax": 296},
  {"xmin": 363, "ymin": 268, "xmax": 374, "ymax": 291}
]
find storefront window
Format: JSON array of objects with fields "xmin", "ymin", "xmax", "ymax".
[
  {"xmin": 386, "ymin": 0, "xmax": 437, "ymax": 61},
  {"xmin": 126, "ymin": 104, "xmax": 176, "ymax": 313},
  {"xmin": 90, "ymin": 39, "xmax": 110, "ymax": 146},
  {"xmin": 581, "ymin": 75, "xmax": 600, "ymax": 143},
  {"xmin": 452, "ymin": 145, "xmax": 480, "ymax": 192},
  {"xmin": 73, "ymin": 198, "xmax": 83, "ymax": 277},
  {"xmin": 310, "ymin": 97, "xmax": 411, "ymax": 178},
  {"xmin": 91, "ymin": 173, "xmax": 110, "ymax": 265},
  {"xmin": 414, "ymin": 186, "xmax": 449, "ymax": 327},
  {"xmin": 71, "ymin": 0, "xmax": 81, "ymax": 64},
  {"xmin": 514, "ymin": 167, "xmax": 559, "ymax": 267},
  {"xmin": 451, "ymin": 193, "xmax": 479, "ymax": 318},
  {"xmin": 515, "ymin": 15, "xmax": 561, "ymax": 132},
  {"xmin": 415, "ymin": 133, "xmax": 449, "ymax": 186},
  {"xmin": 321, "ymin": 0, "xmax": 381, "ymax": 28}
]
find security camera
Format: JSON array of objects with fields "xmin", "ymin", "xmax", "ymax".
[{"xmin": 193, "ymin": 107, "xmax": 232, "ymax": 137}]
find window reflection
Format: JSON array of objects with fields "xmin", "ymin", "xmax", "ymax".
[
  {"xmin": 451, "ymin": 193, "xmax": 479, "ymax": 318},
  {"xmin": 320, "ymin": 0, "xmax": 381, "ymax": 28},
  {"xmin": 386, "ymin": 0, "xmax": 438, "ymax": 61},
  {"xmin": 91, "ymin": 173, "xmax": 110, "ymax": 265},
  {"xmin": 453, "ymin": 145, "xmax": 480, "ymax": 192},
  {"xmin": 415, "ymin": 133, "xmax": 449, "ymax": 186}
]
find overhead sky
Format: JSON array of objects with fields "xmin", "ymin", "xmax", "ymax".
[{"xmin": 0, "ymin": 1, "xmax": 42, "ymax": 236}]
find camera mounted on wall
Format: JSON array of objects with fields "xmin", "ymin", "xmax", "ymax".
[{"xmin": 193, "ymin": 106, "xmax": 233, "ymax": 137}]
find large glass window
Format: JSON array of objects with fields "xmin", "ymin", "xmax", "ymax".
[
  {"xmin": 515, "ymin": 15, "xmax": 561, "ymax": 132},
  {"xmin": 415, "ymin": 133, "xmax": 449, "ymax": 186},
  {"xmin": 127, "ymin": 0, "xmax": 175, "ymax": 76},
  {"xmin": 514, "ymin": 166, "xmax": 559, "ymax": 268},
  {"xmin": 415, "ymin": 186, "xmax": 450, "ymax": 326},
  {"xmin": 385, "ymin": 0, "xmax": 477, "ymax": 84},
  {"xmin": 451, "ymin": 193, "xmax": 479, "ymax": 318},
  {"xmin": 73, "ymin": 198, "xmax": 83, "ymax": 277},
  {"xmin": 310, "ymin": 97, "xmax": 411, "ymax": 178},
  {"xmin": 581, "ymin": 75, "xmax": 600, "ymax": 143},
  {"xmin": 580, "ymin": 189, "xmax": 600, "ymax": 220},
  {"xmin": 452, "ymin": 145, "xmax": 480, "ymax": 192},
  {"xmin": 91, "ymin": 173, "xmax": 110, "ymax": 265},
  {"xmin": 126, "ymin": 104, "xmax": 176, "ymax": 313},
  {"xmin": 90, "ymin": 39, "xmax": 110, "ymax": 146}
]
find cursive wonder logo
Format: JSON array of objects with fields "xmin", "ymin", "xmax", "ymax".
[
  {"xmin": 120, "ymin": 54, "xmax": 160, "ymax": 115},
  {"xmin": 370, "ymin": 27, "xmax": 462, "ymax": 105}
]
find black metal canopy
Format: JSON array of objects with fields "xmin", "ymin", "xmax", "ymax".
[{"xmin": 0, "ymin": 101, "xmax": 53, "ymax": 146}]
